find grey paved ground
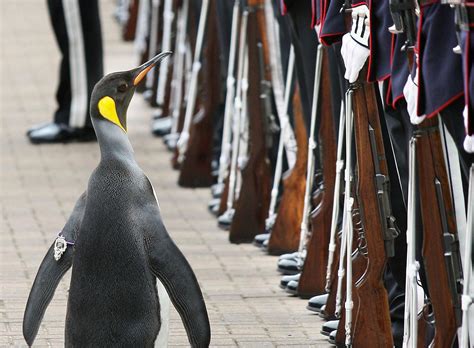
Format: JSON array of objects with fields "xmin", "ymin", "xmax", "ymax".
[{"xmin": 0, "ymin": 1, "xmax": 329, "ymax": 346}]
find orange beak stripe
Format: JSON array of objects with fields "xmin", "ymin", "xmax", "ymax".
[{"xmin": 133, "ymin": 65, "xmax": 154, "ymax": 86}]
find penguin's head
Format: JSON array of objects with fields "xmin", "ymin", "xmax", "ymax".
[{"xmin": 90, "ymin": 51, "xmax": 172, "ymax": 132}]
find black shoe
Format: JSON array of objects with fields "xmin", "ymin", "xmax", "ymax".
[
  {"xmin": 279, "ymin": 252, "xmax": 299, "ymax": 261},
  {"xmin": 152, "ymin": 116, "xmax": 172, "ymax": 136},
  {"xmin": 208, "ymin": 198, "xmax": 220, "ymax": 216},
  {"xmin": 27, "ymin": 122, "xmax": 50, "ymax": 135},
  {"xmin": 27, "ymin": 122, "xmax": 96, "ymax": 144},
  {"xmin": 318, "ymin": 305, "xmax": 327, "ymax": 318},
  {"xmin": 211, "ymin": 183, "xmax": 224, "ymax": 198},
  {"xmin": 253, "ymin": 233, "xmax": 269, "ymax": 247},
  {"xmin": 208, "ymin": 198, "xmax": 220, "ymax": 210},
  {"xmin": 328, "ymin": 329, "xmax": 337, "ymax": 344},
  {"xmin": 277, "ymin": 257, "xmax": 299, "ymax": 275},
  {"xmin": 280, "ymin": 273, "xmax": 300, "ymax": 289},
  {"xmin": 285, "ymin": 279, "xmax": 299, "ymax": 295},
  {"xmin": 307, "ymin": 293, "xmax": 329, "ymax": 313},
  {"xmin": 321, "ymin": 320, "xmax": 339, "ymax": 336},
  {"xmin": 218, "ymin": 209, "xmax": 234, "ymax": 230},
  {"xmin": 164, "ymin": 136, "xmax": 178, "ymax": 151}
]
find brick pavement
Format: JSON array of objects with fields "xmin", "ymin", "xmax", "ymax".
[{"xmin": 0, "ymin": 1, "xmax": 330, "ymax": 346}]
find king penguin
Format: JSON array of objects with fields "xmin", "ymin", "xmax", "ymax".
[{"xmin": 23, "ymin": 52, "xmax": 211, "ymax": 347}]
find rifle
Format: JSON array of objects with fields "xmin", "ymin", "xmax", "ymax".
[
  {"xmin": 267, "ymin": 85, "xmax": 308, "ymax": 254},
  {"xmin": 164, "ymin": 0, "xmax": 189, "ymax": 149},
  {"xmin": 213, "ymin": 0, "xmax": 241, "ymax": 198},
  {"xmin": 294, "ymin": 43, "xmax": 324, "ymax": 272},
  {"xmin": 264, "ymin": 0, "xmax": 297, "ymax": 170},
  {"xmin": 415, "ymin": 116, "xmax": 462, "ymax": 347},
  {"xmin": 262, "ymin": 0, "xmax": 298, "ymax": 232},
  {"xmin": 352, "ymin": 76, "xmax": 394, "ymax": 347},
  {"xmin": 324, "ymin": 101, "xmax": 346, "ymax": 293},
  {"xmin": 178, "ymin": 0, "xmax": 219, "ymax": 187},
  {"xmin": 154, "ymin": 0, "xmax": 175, "ymax": 116},
  {"xmin": 264, "ymin": 46, "xmax": 296, "ymax": 233},
  {"xmin": 333, "ymin": 70, "xmax": 394, "ymax": 346},
  {"xmin": 144, "ymin": 0, "xmax": 164, "ymax": 108},
  {"xmin": 176, "ymin": 0, "xmax": 210, "ymax": 164},
  {"xmin": 217, "ymin": 10, "xmax": 249, "ymax": 226},
  {"xmin": 319, "ymin": 97, "xmax": 346, "ymax": 319},
  {"xmin": 297, "ymin": 46, "xmax": 337, "ymax": 298},
  {"xmin": 390, "ymin": 1, "xmax": 464, "ymax": 345},
  {"xmin": 171, "ymin": 0, "xmax": 199, "ymax": 169},
  {"xmin": 229, "ymin": 2, "xmax": 271, "ymax": 243}
]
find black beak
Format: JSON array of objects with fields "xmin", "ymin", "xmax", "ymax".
[{"xmin": 133, "ymin": 51, "xmax": 172, "ymax": 86}]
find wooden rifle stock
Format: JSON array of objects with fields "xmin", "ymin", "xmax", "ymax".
[
  {"xmin": 267, "ymin": 86, "xmax": 308, "ymax": 254},
  {"xmin": 298, "ymin": 47, "xmax": 337, "ymax": 298},
  {"xmin": 229, "ymin": 4, "xmax": 271, "ymax": 243},
  {"xmin": 178, "ymin": 0, "xmax": 219, "ymax": 187},
  {"xmin": 415, "ymin": 116, "xmax": 459, "ymax": 347},
  {"xmin": 336, "ymin": 77, "xmax": 393, "ymax": 347},
  {"xmin": 123, "ymin": 0, "xmax": 139, "ymax": 41}
]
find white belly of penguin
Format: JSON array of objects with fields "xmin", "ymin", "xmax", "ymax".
[{"xmin": 150, "ymin": 180, "xmax": 171, "ymax": 347}]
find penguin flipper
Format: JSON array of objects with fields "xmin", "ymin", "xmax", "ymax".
[
  {"xmin": 23, "ymin": 192, "xmax": 87, "ymax": 346},
  {"xmin": 145, "ymin": 216, "xmax": 211, "ymax": 348}
]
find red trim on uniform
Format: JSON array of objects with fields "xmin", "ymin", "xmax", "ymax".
[
  {"xmin": 377, "ymin": 74, "xmax": 391, "ymax": 82},
  {"xmin": 320, "ymin": 32, "xmax": 346, "ymax": 46},
  {"xmin": 311, "ymin": 0, "xmax": 317, "ymax": 28},
  {"xmin": 280, "ymin": 0, "xmax": 287, "ymax": 15},
  {"xmin": 425, "ymin": 92, "xmax": 464, "ymax": 119},
  {"xmin": 420, "ymin": 0, "xmax": 438, "ymax": 7},
  {"xmin": 352, "ymin": 2, "xmax": 368, "ymax": 7},
  {"xmin": 393, "ymin": 94, "xmax": 406, "ymax": 108},
  {"xmin": 321, "ymin": 0, "xmax": 329, "ymax": 36},
  {"xmin": 385, "ymin": 35, "xmax": 396, "ymax": 106},
  {"xmin": 386, "ymin": 78, "xmax": 393, "ymax": 107}
]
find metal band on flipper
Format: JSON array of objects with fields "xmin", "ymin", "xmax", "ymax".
[{"xmin": 53, "ymin": 233, "xmax": 75, "ymax": 261}]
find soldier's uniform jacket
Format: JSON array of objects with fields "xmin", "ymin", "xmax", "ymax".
[{"xmin": 417, "ymin": 2, "xmax": 464, "ymax": 118}]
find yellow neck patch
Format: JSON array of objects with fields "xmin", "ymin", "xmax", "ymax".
[{"xmin": 98, "ymin": 96, "xmax": 127, "ymax": 132}]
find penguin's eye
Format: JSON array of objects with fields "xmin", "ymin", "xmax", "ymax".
[{"xmin": 117, "ymin": 83, "xmax": 128, "ymax": 93}]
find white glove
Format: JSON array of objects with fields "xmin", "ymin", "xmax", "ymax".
[
  {"xmin": 315, "ymin": 23, "xmax": 322, "ymax": 43},
  {"xmin": 340, "ymin": 5, "xmax": 370, "ymax": 83},
  {"xmin": 403, "ymin": 69, "xmax": 426, "ymax": 125},
  {"xmin": 463, "ymin": 105, "xmax": 474, "ymax": 153}
]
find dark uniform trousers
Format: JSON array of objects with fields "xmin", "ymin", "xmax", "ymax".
[{"xmin": 47, "ymin": 0, "xmax": 103, "ymax": 129}]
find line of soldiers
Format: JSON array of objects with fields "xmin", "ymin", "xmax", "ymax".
[{"xmin": 116, "ymin": 0, "xmax": 473, "ymax": 346}]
